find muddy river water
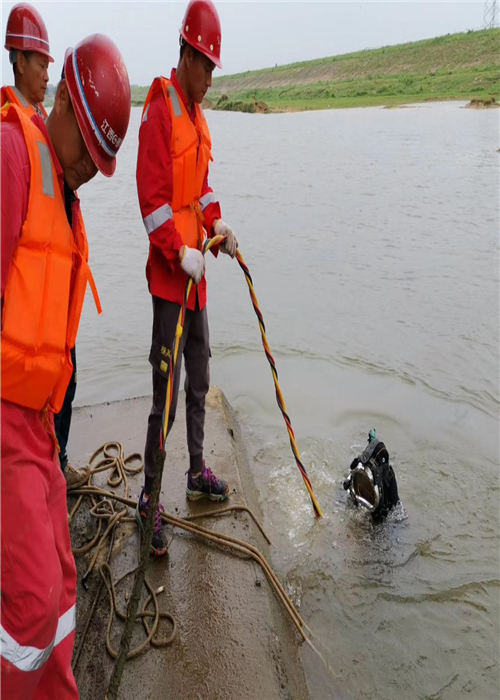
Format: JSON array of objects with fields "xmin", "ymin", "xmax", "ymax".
[{"xmin": 77, "ymin": 103, "xmax": 499, "ymax": 699}]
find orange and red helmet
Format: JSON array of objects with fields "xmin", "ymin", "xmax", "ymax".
[
  {"xmin": 180, "ymin": 0, "xmax": 222, "ymax": 68},
  {"xmin": 63, "ymin": 34, "xmax": 131, "ymax": 177},
  {"xmin": 4, "ymin": 2, "xmax": 53, "ymax": 62}
]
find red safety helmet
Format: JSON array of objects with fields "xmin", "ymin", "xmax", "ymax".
[
  {"xmin": 180, "ymin": 0, "xmax": 222, "ymax": 69},
  {"xmin": 64, "ymin": 34, "xmax": 131, "ymax": 177},
  {"xmin": 4, "ymin": 2, "xmax": 53, "ymax": 61}
]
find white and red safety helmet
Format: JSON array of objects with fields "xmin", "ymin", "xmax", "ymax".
[
  {"xmin": 180, "ymin": 0, "xmax": 222, "ymax": 69},
  {"xmin": 4, "ymin": 2, "xmax": 53, "ymax": 61},
  {"xmin": 63, "ymin": 34, "xmax": 131, "ymax": 177}
]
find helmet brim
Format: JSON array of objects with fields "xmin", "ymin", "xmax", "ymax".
[{"xmin": 5, "ymin": 39, "xmax": 54, "ymax": 62}]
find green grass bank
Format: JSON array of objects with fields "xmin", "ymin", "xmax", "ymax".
[{"xmin": 131, "ymin": 28, "xmax": 499, "ymax": 111}]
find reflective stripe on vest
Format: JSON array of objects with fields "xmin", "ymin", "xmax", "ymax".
[
  {"xmin": 37, "ymin": 141, "xmax": 54, "ymax": 198},
  {"xmin": 167, "ymin": 84, "xmax": 182, "ymax": 117},
  {"xmin": 143, "ymin": 203, "xmax": 173, "ymax": 235},
  {"xmin": 11, "ymin": 85, "xmax": 29, "ymax": 107},
  {"xmin": 199, "ymin": 191, "xmax": 217, "ymax": 210},
  {"xmin": 0, "ymin": 605, "xmax": 76, "ymax": 673}
]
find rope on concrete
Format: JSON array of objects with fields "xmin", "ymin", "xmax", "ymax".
[
  {"xmin": 70, "ymin": 443, "xmax": 177, "ymax": 672},
  {"xmin": 185, "ymin": 504, "xmax": 271, "ymax": 544},
  {"xmin": 99, "ymin": 562, "xmax": 177, "ymax": 659},
  {"xmin": 71, "ymin": 481, "xmax": 307, "ymax": 641},
  {"xmin": 68, "ymin": 443, "xmax": 300, "ymax": 679}
]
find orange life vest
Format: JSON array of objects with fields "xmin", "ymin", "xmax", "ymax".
[
  {"xmin": 1, "ymin": 84, "xmax": 48, "ymax": 119},
  {"xmin": 141, "ymin": 76, "xmax": 212, "ymax": 251},
  {"xmin": 1, "ymin": 102, "xmax": 101, "ymax": 412}
]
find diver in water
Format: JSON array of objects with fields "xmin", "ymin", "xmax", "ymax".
[{"xmin": 343, "ymin": 429, "xmax": 400, "ymax": 522}]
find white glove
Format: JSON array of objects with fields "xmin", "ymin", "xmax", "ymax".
[
  {"xmin": 179, "ymin": 245, "xmax": 205, "ymax": 284},
  {"xmin": 214, "ymin": 219, "xmax": 238, "ymax": 258}
]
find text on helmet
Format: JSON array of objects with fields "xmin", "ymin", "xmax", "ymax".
[{"xmin": 100, "ymin": 118, "xmax": 122, "ymax": 151}]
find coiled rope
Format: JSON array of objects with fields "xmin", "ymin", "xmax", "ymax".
[
  {"xmin": 67, "ymin": 445, "xmax": 312, "ymax": 673},
  {"xmin": 70, "ymin": 482, "xmax": 309, "ymax": 641},
  {"xmin": 69, "ymin": 443, "xmax": 177, "ymax": 667}
]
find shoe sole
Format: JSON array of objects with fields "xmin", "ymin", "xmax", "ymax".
[{"xmin": 186, "ymin": 488, "xmax": 228, "ymax": 502}]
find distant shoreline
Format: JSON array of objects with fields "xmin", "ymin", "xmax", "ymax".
[
  {"xmin": 130, "ymin": 27, "xmax": 499, "ymax": 113},
  {"xmin": 129, "ymin": 95, "xmax": 498, "ymax": 114}
]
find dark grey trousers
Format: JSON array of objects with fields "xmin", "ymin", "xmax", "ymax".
[
  {"xmin": 54, "ymin": 346, "xmax": 77, "ymax": 471},
  {"xmin": 144, "ymin": 296, "xmax": 209, "ymax": 485}
]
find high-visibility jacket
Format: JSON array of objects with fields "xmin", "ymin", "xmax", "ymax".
[
  {"xmin": 0, "ymin": 102, "xmax": 100, "ymax": 413},
  {"xmin": 1, "ymin": 84, "xmax": 48, "ymax": 119},
  {"xmin": 141, "ymin": 76, "xmax": 216, "ymax": 305}
]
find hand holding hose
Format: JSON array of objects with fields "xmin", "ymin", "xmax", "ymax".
[
  {"xmin": 214, "ymin": 219, "xmax": 238, "ymax": 257},
  {"xmin": 179, "ymin": 245, "xmax": 205, "ymax": 284}
]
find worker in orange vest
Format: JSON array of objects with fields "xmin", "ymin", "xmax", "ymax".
[
  {"xmin": 1, "ymin": 2, "xmax": 52, "ymax": 118},
  {"xmin": 0, "ymin": 34, "xmax": 131, "ymax": 699},
  {"xmin": 136, "ymin": 0, "xmax": 238, "ymax": 556},
  {"xmin": 3, "ymin": 4, "xmax": 85, "ymax": 482}
]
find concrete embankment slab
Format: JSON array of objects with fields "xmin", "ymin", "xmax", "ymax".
[{"xmin": 67, "ymin": 387, "xmax": 309, "ymax": 700}]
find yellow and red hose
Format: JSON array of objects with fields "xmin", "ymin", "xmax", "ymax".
[{"xmin": 161, "ymin": 234, "xmax": 322, "ymax": 520}]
